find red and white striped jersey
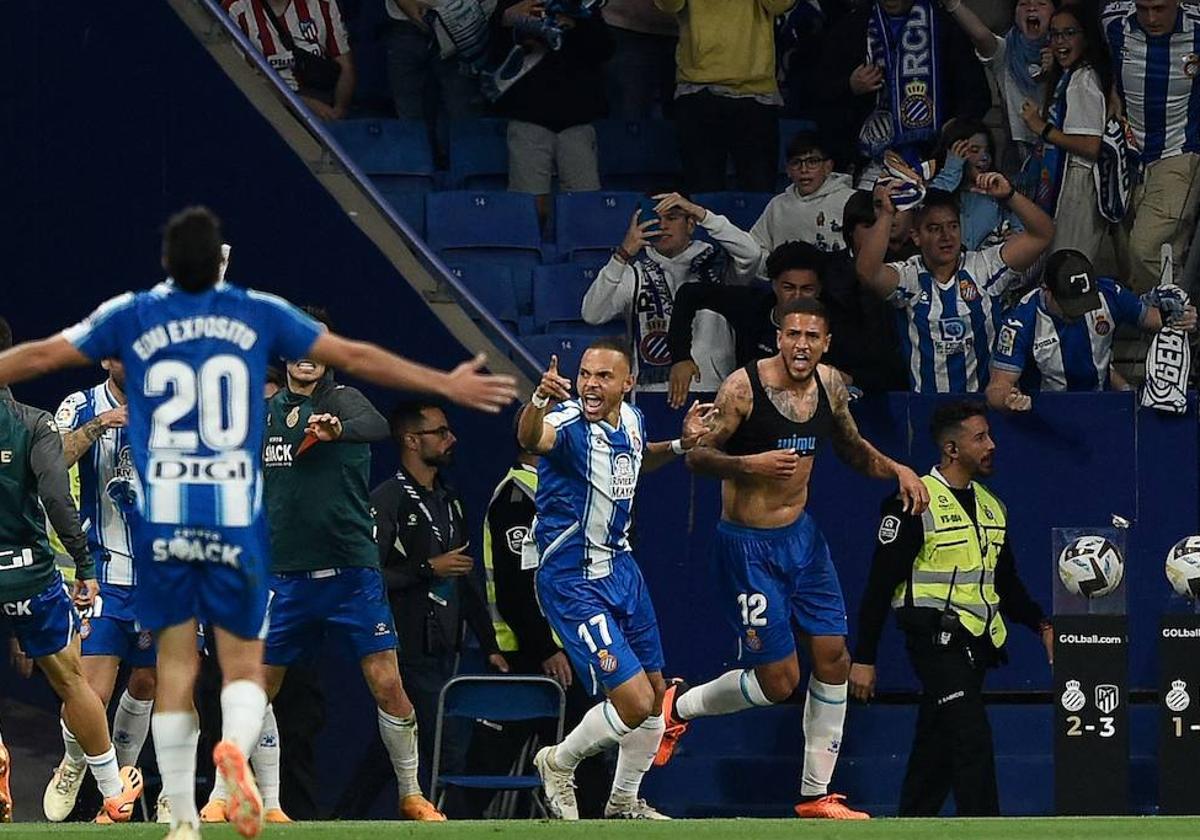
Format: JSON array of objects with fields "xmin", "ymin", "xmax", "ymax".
[{"xmin": 224, "ymin": 0, "xmax": 350, "ymax": 91}]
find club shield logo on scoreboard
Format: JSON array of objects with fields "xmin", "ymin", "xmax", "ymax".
[
  {"xmin": 1166, "ymin": 679, "xmax": 1191, "ymax": 713},
  {"xmin": 1061, "ymin": 679, "xmax": 1086, "ymax": 712},
  {"xmin": 1095, "ymin": 684, "xmax": 1120, "ymax": 715}
]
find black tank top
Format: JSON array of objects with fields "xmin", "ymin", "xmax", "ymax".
[{"xmin": 725, "ymin": 361, "xmax": 835, "ymax": 457}]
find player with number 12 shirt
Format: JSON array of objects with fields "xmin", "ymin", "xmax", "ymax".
[{"xmin": 0, "ymin": 207, "xmax": 516, "ymax": 840}]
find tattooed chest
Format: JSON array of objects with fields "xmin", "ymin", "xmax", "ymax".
[{"xmin": 764, "ymin": 385, "xmax": 818, "ymax": 423}]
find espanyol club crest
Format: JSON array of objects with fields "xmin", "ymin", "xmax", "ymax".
[
  {"xmin": 639, "ymin": 330, "xmax": 671, "ymax": 367},
  {"xmin": 1185, "ymin": 53, "xmax": 1200, "ymax": 79},
  {"xmin": 900, "ymin": 80, "xmax": 934, "ymax": 130},
  {"xmin": 1094, "ymin": 315, "xmax": 1111, "ymax": 336},
  {"xmin": 1060, "ymin": 679, "xmax": 1086, "ymax": 712},
  {"xmin": 958, "ymin": 276, "xmax": 980, "ymax": 303},
  {"xmin": 745, "ymin": 628, "xmax": 763, "ymax": 652},
  {"xmin": 598, "ymin": 649, "xmax": 618, "ymax": 673},
  {"xmin": 137, "ymin": 631, "xmax": 153, "ymax": 651},
  {"xmin": 79, "ymin": 618, "xmax": 92, "ymax": 640},
  {"xmin": 1166, "ymin": 679, "xmax": 1191, "ymax": 713}
]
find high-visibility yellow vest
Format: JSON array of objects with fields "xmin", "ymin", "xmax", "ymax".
[
  {"xmin": 893, "ymin": 473, "xmax": 1008, "ymax": 648},
  {"xmin": 483, "ymin": 465, "xmax": 538, "ymax": 653}
]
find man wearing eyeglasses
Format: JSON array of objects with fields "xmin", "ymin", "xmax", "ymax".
[
  {"xmin": 751, "ymin": 131, "xmax": 857, "ymax": 260},
  {"xmin": 366, "ymin": 401, "xmax": 508, "ymax": 812}
]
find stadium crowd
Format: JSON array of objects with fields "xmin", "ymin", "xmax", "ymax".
[{"xmin": 1, "ymin": 0, "xmax": 1199, "ymax": 833}]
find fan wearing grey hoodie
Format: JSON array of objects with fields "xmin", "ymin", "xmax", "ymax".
[
  {"xmin": 581, "ymin": 191, "xmax": 762, "ymax": 394},
  {"xmin": 751, "ymin": 132, "xmax": 858, "ymax": 264}
]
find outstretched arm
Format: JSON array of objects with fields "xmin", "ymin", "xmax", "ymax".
[
  {"xmin": 973, "ymin": 173, "xmax": 1055, "ymax": 273},
  {"xmin": 308, "ymin": 333, "xmax": 516, "ymax": 414},
  {"xmin": 641, "ymin": 400, "xmax": 713, "ymax": 473},
  {"xmin": 941, "ymin": 0, "xmax": 1001, "ymax": 58},
  {"xmin": 0, "ymin": 336, "xmax": 91, "ymax": 389},
  {"xmin": 856, "ymin": 184, "xmax": 903, "ymax": 300},
  {"xmin": 824, "ymin": 367, "xmax": 929, "ymax": 513},
  {"xmin": 516, "ymin": 355, "xmax": 572, "ymax": 455}
]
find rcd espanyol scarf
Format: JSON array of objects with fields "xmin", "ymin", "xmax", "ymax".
[
  {"xmin": 860, "ymin": 0, "xmax": 943, "ymax": 159},
  {"xmin": 631, "ymin": 246, "xmax": 726, "ymax": 387}
]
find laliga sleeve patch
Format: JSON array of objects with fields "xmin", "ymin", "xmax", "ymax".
[
  {"xmin": 54, "ymin": 393, "xmax": 86, "ymax": 430},
  {"xmin": 505, "ymin": 526, "xmax": 528, "ymax": 556},
  {"xmin": 878, "ymin": 515, "xmax": 901, "ymax": 544},
  {"xmin": 997, "ymin": 324, "xmax": 1017, "ymax": 358}
]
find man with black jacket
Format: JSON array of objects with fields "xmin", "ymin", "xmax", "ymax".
[
  {"xmin": 371, "ymin": 402, "xmax": 507, "ymax": 803},
  {"xmin": 848, "ymin": 401, "xmax": 1052, "ymax": 816},
  {"xmin": 667, "ymin": 235, "xmax": 910, "ymax": 407}
]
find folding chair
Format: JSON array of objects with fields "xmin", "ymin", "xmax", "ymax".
[{"xmin": 429, "ymin": 675, "xmax": 566, "ymax": 818}]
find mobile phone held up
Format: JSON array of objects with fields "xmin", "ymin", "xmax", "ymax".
[{"xmin": 636, "ymin": 197, "xmax": 662, "ymax": 231}]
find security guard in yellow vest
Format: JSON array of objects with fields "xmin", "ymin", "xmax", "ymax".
[
  {"xmin": 849, "ymin": 401, "xmax": 1052, "ymax": 817},
  {"xmin": 483, "ymin": 453, "xmax": 571, "ymax": 684}
]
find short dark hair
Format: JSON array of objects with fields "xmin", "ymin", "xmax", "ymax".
[
  {"xmin": 0, "ymin": 316, "xmax": 11, "ymax": 352},
  {"xmin": 163, "ymin": 206, "xmax": 224, "ymax": 293},
  {"xmin": 915, "ymin": 189, "xmax": 961, "ymax": 225},
  {"xmin": 266, "ymin": 365, "xmax": 285, "ymax": 389},
  {"xmin": 933, "ymin": 118, "xmax": 995, "ymax": 184},
  {"xmin": 776, "ymin": 296, "xmax": 830, "ymax": 327},
  {"xmin": 389, "ymin": 400, "xmax": 440, "ymax": 442},
  {"xmin": 583, "ymin": 337, "xmax": 633, "ymax": 370},
  {"xmin": 766, "ymin": 240, "xmax": 827, "ymax": 281},
  {"xmin": 841, "ymin": 191, "xmax": 877, "ymax": 250},
  {"xmin": 930, "ymin": 400, "xmax": 988, "ymax": 446},
  {"xmin": 300, "ymin": 305, "xmax": 332, "ymax": 330},
  {"xmin": 785, "ymin": 131, "xmax": 828, "ymax": 162}
]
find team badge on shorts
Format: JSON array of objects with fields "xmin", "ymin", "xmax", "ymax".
[
  {"xmin": 597, "ymin": 649, "xmax": 618, "ymax": 673},
  {"xmin": 745, "ymin": 629, "xmax": 763, "ymax": 652},
  {"xmin": 79, "ymin": 618, "xmax": 92, "ymax": 640},
  {"xmin": 286, "ymin": 405, "xmax": 301, "ymax": 428},
  {"xmin": 137, "ymin": 631, "xmax": 153, "ymax": 650}
]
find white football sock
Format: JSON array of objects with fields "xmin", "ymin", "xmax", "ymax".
[
  {"xmin": 219, "ymin": 680, "xmax": 267, "ymax": 758},
  {"xmin": 610, "ymin": 713, "xmax": 664, "ymax": 799},
  {"xmin": 61, "ymin": 721, "xmax": 87, "ymax": 767},
  {"xmin": 377, "ymin": 708, "xmax": 421, "ymax": 798},
  {"xmin": 799, "ymin": 677, "xmax": 847, "ymax": 798},
  {"xmin": 554, "ymin": 700, "xmax": 632, "ymax": 771},
  {"xmin": 675, "ymin": 669, "xmax": 773, "ymax": 720},
  {"xmin": 251, "ymin": 705, "xmax": 282, "ymax": 811},
  {"xmin": 112, "ymin": 691, "xmax": 154, "ymax": 769},
  {"xmin": 152, "ymin": 712, "xmax": 200, "ymax": 829},
  {"xmin": 85, "ymin": 746, "xmax": 123, "ymax": 799},
  {"xmin": 207, "ymin": 771, "xmax": 229, "ymax": 805}
]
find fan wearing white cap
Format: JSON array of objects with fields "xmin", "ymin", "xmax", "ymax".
[{"xmin": 986, "ymin": 249, "xmax": 1197, "ymax": 411}]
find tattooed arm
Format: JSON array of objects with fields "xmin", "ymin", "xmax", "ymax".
[
  {"xmin": 61, "ymin": 405, "xmax": 126, "ymax": 467},
  {"xmin": 824, "ymin": 366, "xmax": 930, "ymax": 513}
]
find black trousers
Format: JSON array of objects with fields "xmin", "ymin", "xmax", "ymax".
[
  {"xmin": 899, "ymin": 632, "xmax": 1000, "ymax": 817},
  {"xmin": 674, "ymin": 90, "xmax": 780, "ymax": 194}
]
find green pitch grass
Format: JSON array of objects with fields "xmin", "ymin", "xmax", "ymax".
[{"xmin": 4, "ymin": 819, "xmax": 1200, "ymax": 840}]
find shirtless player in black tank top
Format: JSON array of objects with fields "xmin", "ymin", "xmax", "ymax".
[{"xmin": 654, "ymin": 297, "xmax": 928, "ymax": 820}]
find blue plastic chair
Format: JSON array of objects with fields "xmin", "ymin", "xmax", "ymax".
[
  {"xmin": 521, "ymin": 334, "xmax": 590, "ymax": 379},
  {"xmin": 430, "ymin": 675, "xmax": 566, "ymax": 817},
  {"xmin": 595, "ymin": 119, "xmax": 682, "ymax": 191},
  {"xmin": 427, "ymin": 191, "xmax": 543, "ymax": 275},
  {"xmin": 554, "ymin": 191, "xmax": 641, "ymax": 265},
  {"xmin": 694, "ymin": 191, "xmax": 774, "ymax": 234},
  {"xmin": 372, "ymin": 183, "xmax": 426, "ymax": 238},
  {"xmin": 327, "ymin": 119, "xmax": 435, "ymax": 192},
  {"xmin": 532, "ymin": 263, "xmax": 601, "ymax": 333},
  {"xmin": 446, "ymin": 263, "xmax": 519, "ymax": 333},
  {"xmin": 448, "ymin": 119, "xmax": 510, "ymax": 189}
]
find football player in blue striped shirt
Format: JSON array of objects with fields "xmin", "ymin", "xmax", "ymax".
[
  {"xmin": 986, "ymin": 249, "xmax": 1196, "ymax": 410},
  {"xmin": 856, "ymin": 173, "xmax": 1055, "ymax": 393}
]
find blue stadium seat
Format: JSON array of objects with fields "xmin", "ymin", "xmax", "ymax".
[
  {"xmin": 532, "ymin": 263, "xmax": 600, "ymax": 333},
  {"xmin": 596, "ymin": 119, "xmax": 682, "ymax": 191},
  {"xmin": 521, "ymin": 334, "xmax": 591, "ymax": 378},
  {"xmin": 448, "ymin": 119, "xmax": 510, "ymax": 190},
  {"xmin": 327, "ymin": 119, "xmax": 435, "ymax": 192},
  {"xmin": 446, "ymin": 263, "xmax": 519, "ymax": 333},
  {"xmin": 372, "ymin": 183, "xmax": 426, "ymax": 238},
  {"xmin": 694, "ymin": 192, "xmax": 774, "ymax": 233},
  {"xmin": 427, "ymin": 191, "xmax": 543, "ymax": 278},
  {"xmin": 554, "ymin": 191, "xmax": 640, "ymax": 264}
]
